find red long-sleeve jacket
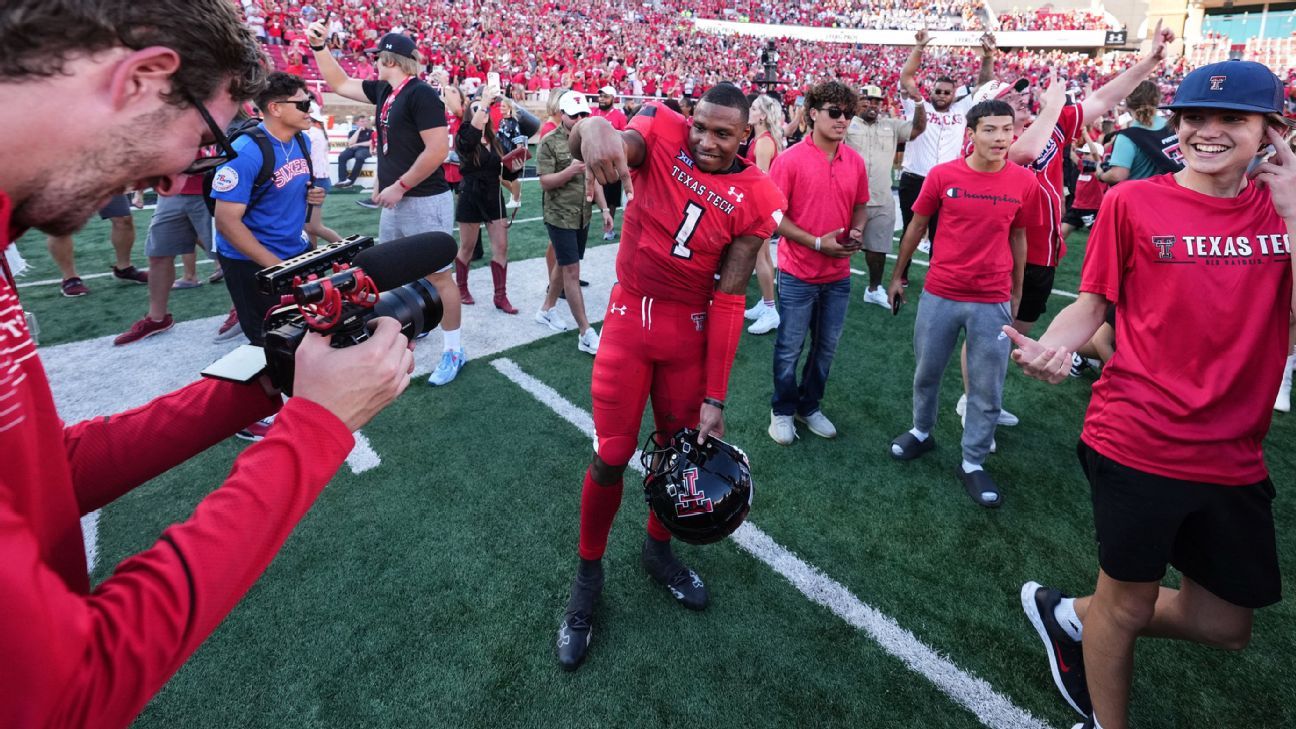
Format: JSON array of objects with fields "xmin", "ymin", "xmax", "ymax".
[{"xmin": 0, "ymin": 191, "xmax": 356, "ymax": 728}]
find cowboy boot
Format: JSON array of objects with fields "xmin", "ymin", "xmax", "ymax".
[
  {"xmin": 491, "ymin": 260, "xmax": 517, "ymax": 314},
  {"xmin": 455, "ymin": 258, "xmax": 474, "ymax": 305}
]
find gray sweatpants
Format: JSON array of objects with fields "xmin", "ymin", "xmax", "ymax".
[{"xmin": 911, "ymin": 291, "xmax": 1013, "ymax": 465}]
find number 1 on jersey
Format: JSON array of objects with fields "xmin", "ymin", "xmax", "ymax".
[{"xmin": 672, "ymin": 202, "xmax": 705, "ymax": 259}]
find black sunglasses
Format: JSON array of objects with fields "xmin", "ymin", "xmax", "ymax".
[
  {"xmin": 817, "ymin": 107, "xmax": 847, "ymax": 119},
  {"xmin": 180, "ymin": 90, "xmax": 238, "ymax": 175},
  {"xmin": 274, "ymin": 97, "xmax": 314, "ymax": 113},
  {"xmin": 567, "ymin": 111, "xmax": 590, "ymax": 119}
]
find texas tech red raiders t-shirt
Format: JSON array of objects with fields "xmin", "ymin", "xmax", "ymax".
[
  {"xmin": 618, "ymin": 103, "xmax": 786, "ymax": 307},
  {"xmin": 912, "ymin": 157, "xmax": 1041, "ymax": 302},
  {"xmin": 1080, "ymin": 174, "xmax": 1292, "ymax": 484}
]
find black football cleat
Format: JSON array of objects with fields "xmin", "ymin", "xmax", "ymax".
[
  {"xmin": 641, "ymin": 538, "xmax": 709, "ymax": 611},
  {"xmin": 1021, "ymin": 581, "xmax": 1092, "ymax": 717},
  {"xmin": 556, "ymin": 562, "xmax": 603, "ymax": 671}
]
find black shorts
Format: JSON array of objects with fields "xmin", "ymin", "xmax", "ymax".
[
  {"xmin": 546, "ymin": 223, "xmax": 589, "ymax": 266},
  {"xmin": 456, "ymin": 178, "xmax": 505, "ymax": 224},
  {"xmin": 1062, "ymin": 206, "xmax": 1097, "ymax": 229},
  {"xmin": 1077, "ymin": 441, "xmax": 1281, "ymax": 609},
  {"xmin": 1016, "ymin": 264, "xmax": 1055, "ymax": 323}
]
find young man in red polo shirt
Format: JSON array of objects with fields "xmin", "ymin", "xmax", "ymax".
[
  {"xmin": 887, "ymin": 99, "xmax": 1040, "ymax": 508},
  {"xmin": 766, "ymin": 81, "xmax": 870, "ymax": 446},
  {"xmin": 1009, "ymin": 60, "xmax": 1296, "ymax": 729}
]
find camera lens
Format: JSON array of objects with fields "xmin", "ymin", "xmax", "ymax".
[{"xmin": 372, "ymin": 279, "xmax": 443, "ymax": 339}]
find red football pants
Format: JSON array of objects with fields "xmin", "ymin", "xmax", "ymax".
[{"xmin": 578, "ymin": 284, "xmax": 708, "ymax": 560}]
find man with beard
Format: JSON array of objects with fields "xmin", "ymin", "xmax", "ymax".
[
  {"xmin": 846, "ymin": 85, "xmax": 926, "ymax": 308},
  {"xmin": 0, "ymin": 2, "xmax": 414, "ymax": 725},
  {"xmin": 897, "ymin": 30, "xmax": 997, "ymax": 285},
  {"xmin": 592, "ymin": 86, "xmax": 628, "ymax": 240},
  {"xmin": 553, "ymin": 84, "xmax": 786, "ymax": 671}
]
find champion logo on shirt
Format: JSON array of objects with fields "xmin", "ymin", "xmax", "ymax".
[
  {"xmin": 1154, "ymin": 232, "xmax": 1292, "ymax": 265},
  {"xmin": 944, "ymin": 187, "xmax": 1022, "ymax": 205}
]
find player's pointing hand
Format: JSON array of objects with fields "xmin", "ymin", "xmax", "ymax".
[{"xmin": 1003, "ymin": 325, "xmax": 1071, "ymax": 384}]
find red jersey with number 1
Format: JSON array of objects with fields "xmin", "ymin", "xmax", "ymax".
[{"xmin": 618, "ymin": 102, "xmax": 786, "ymax": 307}]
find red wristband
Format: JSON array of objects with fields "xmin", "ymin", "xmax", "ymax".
[
  {"xmin": 704, "ymin": 291, "xmax": 747, "ymax": 402},
  {"xmin": 397, "ymin": 178, "xmax": 412, "ymax": 191}
]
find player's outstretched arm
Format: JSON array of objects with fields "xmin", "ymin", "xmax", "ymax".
[
  {"xmin": 569, "ymin": 117, "xmax": 643, "ymax": 202},
  {"xmin": 900, "ymin": 30, "xmax": 931, "ymax": 97}
]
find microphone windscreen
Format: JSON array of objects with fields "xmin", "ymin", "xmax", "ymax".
[{"xmin": 352, "ymin": 232, "xmax": 457, "ymax": 291}]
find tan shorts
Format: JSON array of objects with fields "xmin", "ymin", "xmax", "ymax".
[{"xmin": 862, "ymin": 205, "xmax": 895, "ymax": 253}]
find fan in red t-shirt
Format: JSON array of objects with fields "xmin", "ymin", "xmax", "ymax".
[
  {"xmin": 1007, "ymin": 60, "xmax": 1296, "ymax": 729},
  {"xmin": 553, "ymin": 86, "xmax": 785, "ymax": 672},
  {"xmin": 888, "ymin": 98, "xmax": 1041, "ymax": 509}
]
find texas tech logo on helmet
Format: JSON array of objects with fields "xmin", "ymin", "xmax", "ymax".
[{"xmin": 640, "ymin": 428, "xmax": 753, "ymax": 545}]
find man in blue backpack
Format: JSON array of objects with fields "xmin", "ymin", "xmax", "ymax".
[
  {"xmin": 211, "ymin": 72, "xmax": 320, "ymax": 348},
  {"xmin": 210, "ymin": 72, "xmax": 322, "ymax": 441}
]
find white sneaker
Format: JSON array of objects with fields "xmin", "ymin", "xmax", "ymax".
[
  {"xmin": 795, "ymin": 410, "xmax": 837, "ymax": 438},
  {"xmin": 862, "ymin": 286, "xmax": 890, "ymax": 309},
  {"xmin": 956, "ymin": 393, "xmax": 1018, "ymax": 427},
  {"xmin": 745, "ymin": 301, "xmax": 768, "ymax": 320},
  {"xmin": 748, "ymin": 306, "xmax": 780, "ymax": 335},
  {"xmin": 1276, "ymin": 358, "xmax": 1293, "ymax": 412},
  {"xmin": 535, "ymin": 307, "xmax": 573, "ymax": 332},
  {"xmin": 506, "ymin": 196, "xmax": 522, "ymax": 209},
  {"xmin": 768, "ymin": 411, "xmax": 796, "ymax": 445},
  {"xmin": 578, "ymin": 327, "xmax": 600, "ymax": 355},
  {"xmin": 918, "ymin": 237, "xmax": 932, "ymax": 254}
]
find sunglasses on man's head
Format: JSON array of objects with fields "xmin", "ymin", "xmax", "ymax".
[
  {"xmin": 180, "ymin": 89, "xmax": 238, "ymax": 176},
  {"xmin": 274, "ymin": 97, "xmax": 314, "ymax": 113},
  {"xmin": 817, "ymin": 107, "xmax": 847, "ymax": 119}
]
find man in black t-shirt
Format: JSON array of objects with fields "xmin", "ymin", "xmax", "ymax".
[
  {"xmin": 308, "ymin": 25, "xmax": 468, "ymax": 387},
  {"xmin": 335, "ymin": 115, "xmax": 374, "ymax": 188}
]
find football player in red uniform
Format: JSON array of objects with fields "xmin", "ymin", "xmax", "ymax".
[{"xmin": 554, "ymin": 84, "xmax": 786, "ymax": 671}]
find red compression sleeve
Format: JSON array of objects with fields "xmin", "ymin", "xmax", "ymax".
[{"xmin": 704, "ymin": 291, "xmax": 746, "ymax": 402}]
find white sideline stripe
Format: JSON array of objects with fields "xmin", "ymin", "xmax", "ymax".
[
  {"xmin": 489, "ymin": 356, "xmax": 1050, "ymax": 729},
  {"xmin": 345, "ymin": 431, "xmax": 381, "ymax": 474},
  {"xmin": 82, "ymin": 511, "xmax": 99, "ymax": 573},
  {"xmin": 860, "ymin": 259, "xmax": 1080, "ymax": 300},
  {"xmin": 16, "ymin": 216, "xmax": 549, "ymax": 289}
]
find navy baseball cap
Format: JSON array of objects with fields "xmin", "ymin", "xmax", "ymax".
[
  {"xmin": 1161, "ymin": 60, "xmax": 1285, "ymax": 114},
  {"xmin": 366, "ymin": 33, "xmax": 417, "ymax": 60}
]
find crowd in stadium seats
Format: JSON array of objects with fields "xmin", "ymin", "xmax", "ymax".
[
  {"xmin": 234, "ymin": 0, "xmax": 1294, "ymax": 117},
  {"xmin": 994, "ymin": 7, "xmax": 1111, "ymax": 31},
  {"xmin": 675, "ymin": 0, "xmax": 990, "ymax": 31}
]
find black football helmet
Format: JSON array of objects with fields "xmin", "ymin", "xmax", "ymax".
[{"xmin": 639, "ymin": 428, "xmax": 753, "ymax": 545}]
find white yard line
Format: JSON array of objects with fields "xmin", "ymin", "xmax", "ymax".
[
  {"xmin": 489, "ymin": 356, "xmax": 1052, "ymax": 729},
  {"xmin": 345, "ymin": 431, "xmax": 381, "ymax": 474}
]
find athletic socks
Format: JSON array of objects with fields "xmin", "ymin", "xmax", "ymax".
[
  {"xmin": 909, "ymin": 428, "xmax": 929, "ymax": 441},
  {"xmin": 1054, "ymin": 597, "xmax": 1084, "ymax": 641},
  {"xmin": 961, "ymin": 460, "xmax": 983, "ymax": 474},
  {"xmin": 761, "ymin": 298, "xmax": 774, "ymax": 309},
  {"xmin": 443, "ymin": 327, "xmax": 461, "ymax": 352},
  {"xmin": 577, "ymin": 468, "xmax": 624, "ymax": 560}
]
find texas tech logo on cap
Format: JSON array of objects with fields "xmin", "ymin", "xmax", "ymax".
[{"xmin": 1209, "ymin": 75, "xmax": 1227, "ymax": 91}]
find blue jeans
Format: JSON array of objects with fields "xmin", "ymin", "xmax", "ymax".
[{"xmin": 771, "ymin": 271, "xmax": 851, "ymax": 417}]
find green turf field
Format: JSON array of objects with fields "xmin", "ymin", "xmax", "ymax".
[{"xmin": 19, "ymin": 188, "xmax": 1296, "ymax": 728}]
